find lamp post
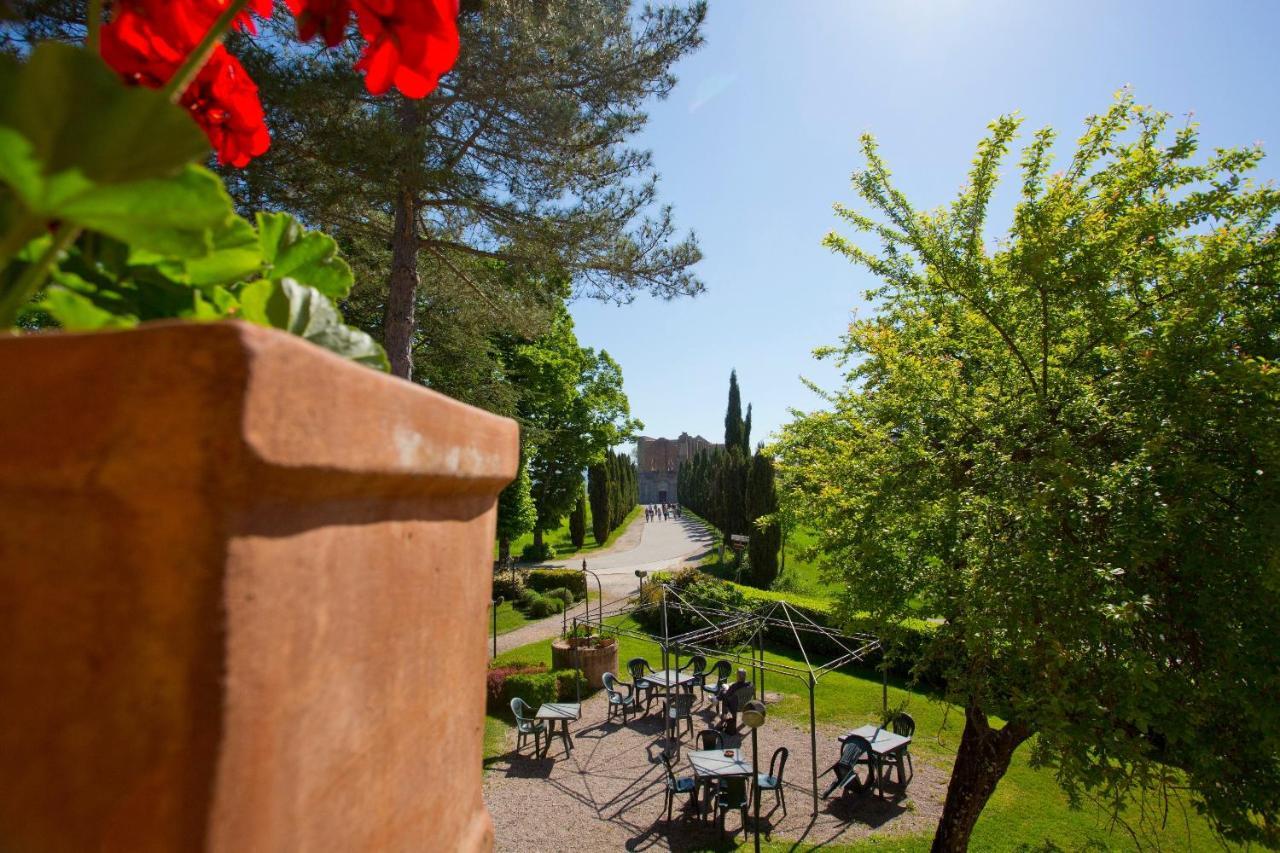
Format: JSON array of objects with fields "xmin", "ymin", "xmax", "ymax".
[
  {"xmin": 634, "ymin": 569, "xmax": 648, "ymax": 602},
  {"xmin": 741, "ymin": 699, "xmax": 768, "ymax": 853},
  {"xmin": 491, "ymin": 596, "xmax": 503, "ymax": 659}
]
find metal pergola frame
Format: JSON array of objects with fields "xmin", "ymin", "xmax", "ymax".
[{"xmin": 571, "ymin": 581, "xmax": 885, "ymax": 816}]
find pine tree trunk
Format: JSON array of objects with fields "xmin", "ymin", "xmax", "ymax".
[
  {"xmin": 931, "ymin": 707, "xmax": 1030, "ymax": 852},
  {"xmin": 384, "ymin": 186, "xmax": 419, "ymax": 380}
]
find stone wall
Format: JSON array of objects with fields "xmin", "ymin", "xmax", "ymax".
[{"xmin": 635, "ymin": 432, "xmax": 720, "ymax": 503}]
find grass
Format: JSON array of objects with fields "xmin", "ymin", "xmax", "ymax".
[
  {"xmin": 484, "ymin": 613, "xmax": 1234, "ymax": 852},
  {"xmin": 498, "ymin": 504, "xmax": 642, "ymax": 562}
]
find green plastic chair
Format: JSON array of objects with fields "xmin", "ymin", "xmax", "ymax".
[
  {"xmin": 509, "ymin": 697, "xmax": 546, "ymax": 756},
  {"xmin": 715, "ymin": 775, "xmax": 750, "ymax": 840},
  {"xmin": 660, "ymin": 753, "xmax": 698, "ymax": 821},
  {"xmin": 756, "ymin": 746, "xmax": 789, "ymax": 816},
  {"xmin": 602, "ymin": 671, "xmax": 637, "ymax": 724}
]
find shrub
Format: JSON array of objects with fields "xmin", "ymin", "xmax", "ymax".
[
  {"xmin": 545, "ymin": 587, "xmax": 575, "ymax": 606},
  {"xmin": 633, "ymin": 567, "xmax": 749, "ymax": 643},
  {"xmin": 518, "ymin": 588, "xmax": 541, "ymax": 608},
  {"xmin": 527, "ymin": 595, "xmax": 564, "ymax": 619},
  {"xmin": 552, "ymin": 669, "xmax": 588, "ymax": 700},
  {"xmin": 527, "ymin": 569, "xmax": 587, "ymax": 599},
  {"xmin": 486, "ymin": 662, "xmax": 547, "ymax": 708},
  {"xmin": 500, "ymin": 670, "xmax": 559, "ymax": 711},
  {"xmin": 521, "ymin": 541, "xmax": 555, "ymax": 562},
  {"xmin": 492, "ymin": 572, "xmax": 525, "ymax": 601}
]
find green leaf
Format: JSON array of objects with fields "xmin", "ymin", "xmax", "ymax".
[
  {"xmin": 183, "ymin": 215, "xmax": 264, "ymax": 286},
  {"xmin": 40, "ymin": 286, "xmax": 136, "ymax": 331},
  {"xmin": 0, "ymin": 125, "xmax": 231, "ymax": 258},
  {"xmin": 56, "ymin": 165, "xmax": 232, "ymax": 257},
  {"xmin": 239, "ymin": 278, "xmax": 388, "ymax": 370},
  {"xmin": 255, "ymin": 212, "xmax": 353, "ymax": 299},
  {"xmin": 0, "ymin": 43, "xmax": 208, "ymax": 183}
]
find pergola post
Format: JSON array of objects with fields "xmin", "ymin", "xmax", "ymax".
[{"xmin": 809, "ymin": 671, "xmax": 818, "ymax": 817}]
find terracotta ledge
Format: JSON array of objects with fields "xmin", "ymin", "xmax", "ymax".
[{"xmin": 0, "ymin": 321, "xmax": 513, "ymax": 852}]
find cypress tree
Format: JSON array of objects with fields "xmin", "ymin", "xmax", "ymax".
[
  {"xmin": 724, "ymin": 370, "xmax": 743, "ymax": 450},
  {"xmin": 742, "ymin": 405, "xmax": 753, "ymax": 455},
  {"xmin": 588, "ymin": 461, "xmax": 609, "ymax": 544},
  {"xmin": 746, "ymin": 449, "xmax": 780, "ymax": 588},
  {"xmin": 569, "ymin": 489, "xmax": 587, "ymax": 550}
]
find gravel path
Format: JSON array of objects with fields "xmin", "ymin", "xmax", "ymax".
[
  {"xmin": 483, "ymin": 691, "xmax": 948, "ymax": 851},
  {"xmin": 490, "ymin": 516, "xmax": 716, "ymax": 658}
]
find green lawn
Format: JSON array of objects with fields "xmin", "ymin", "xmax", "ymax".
[
  {"xmin": 686, "ymin": 512, "xmax": 840, "ymax": 601},
  {"xmin": 498, "ymin": 504, "xmax": 642, "ymax": 562},
  {"xmin": 485, "ymin": 613, "xmax": 1233, "ymax": 852}
]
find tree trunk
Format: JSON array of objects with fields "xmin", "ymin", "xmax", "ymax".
[
  {"xmin": 931, "ymin": 706, "xmax": 1030, "ymax": 852},
  {"xmin": 384, "ymin": 186, "xmax": 419, "ymax": 380},
  {"xmin": 498, "ymin": 537, "xmax": 510, "ymax": 563},
  {"xmin": 532, "ymin": 528, "xmax": 544, "ymax": 549}
]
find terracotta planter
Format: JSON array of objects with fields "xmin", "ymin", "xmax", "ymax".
[
  {"xmin": 0, "ymin": 322, "xmax": 517, "ymax": 852},
  {"xmin": 551, "ymin": 637, "xmax": 619, "ymax": 688}
]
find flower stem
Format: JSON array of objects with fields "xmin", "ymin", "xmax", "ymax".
[
  {"xmin": 160, "ymin": 0, "xmax": 251, "ymax": 103},
  {"xmin": 86, "ymin": 0, "xmax": 102, "ymax": 53},
  {"xmin": 0, "ymin": 223, "xmax": 81, "ymax": 328}
]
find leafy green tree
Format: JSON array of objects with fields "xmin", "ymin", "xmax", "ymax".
[
  {"xmin": 496, "ymin": 448, "xmax": 537, "ymax": 562},
  {"xmin": 231, "ymin": 1, "xmax": 707, "ymax": 379},
  {"xmin": 778, "ymin": 93, "xmax": 1280, "ymax": 850},
  {"xmin": 510, "ymin": 305, "xmax": 640, "ymax": 554},
  {"xmin": 745, "ymin": 448, "xmax": 780, "ymax": 588}
]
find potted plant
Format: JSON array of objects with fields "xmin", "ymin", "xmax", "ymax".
[
  {"xmin": 551, "ymin": 623, "xmax": 619, "ymax": 688},
  {"xmin": 0, "ymin": 3, "xmax": 509, "ymax": 851}
]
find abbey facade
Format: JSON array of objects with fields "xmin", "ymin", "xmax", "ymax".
[{"xmin": 635, "ymin": 432, "xmax": 720, "ymax": 504}]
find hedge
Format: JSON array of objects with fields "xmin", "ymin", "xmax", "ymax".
[
  {"xmin": 487, "ymin": 663, "xmax": 588, "ymax": 715},
  {"xmin": 527, "ymin": 569, "xmax": 587, "ymax": 599}
]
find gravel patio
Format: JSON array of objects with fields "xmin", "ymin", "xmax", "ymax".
[{"xmin": 483, "ymin": 691, "xmax": 949, "ymax": 852}]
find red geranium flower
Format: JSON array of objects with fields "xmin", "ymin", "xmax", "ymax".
[
  {"xmin": 101, "ymin": 15, "xmax": 270, "ymax": 168},
  {"xmin": 113, "ymin": 0, "xmax": 274, "ymax": 51},
  {"xmin": 285, "ymin": 0, "xmax": 459, "ymax": 97},
  {"xmin": 180, "ymin": 46, "xmax": 271, "ymax": 168}
]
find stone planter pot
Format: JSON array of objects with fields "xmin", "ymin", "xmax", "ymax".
[
  {"xmin": 551, "ymin": 636, "xmax": 619, "ymax": 688},
  {"xmin": 0, "ymin": 322, "xmax": 517, "ymax": 852}
]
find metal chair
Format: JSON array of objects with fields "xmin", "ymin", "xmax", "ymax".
[
  {"xmin": 665, "ymin": 692, "xmax": 695, "ymax": 737},
  {"xmin": 696, "ymin": 729, "xmax": 724, "ymax": 751},
  {"xmin": 756, "ymin": 746, "xmax": 789, "ymax": 816},
  {"xmin": 821, "ymin": 736, "xmax": 875, "ymax": 799},
  {"xmin": 509, "ymin": 697, "xmax": 546, "ymax": 756},
  {"xmin": 660, "ymin": 753, "xmax": 698, "ymax": 821},
  {"xmin": 882, "ymin": 712, "xmax": 915, "ymax": 785},
  {"xmin": 714, "ymin": 776, "xmax": 750, "ymax": 840},
  {"xmin": 602, "ymin": 672, "xmax": 637, "ymax": 724},
  {"xmin": 627, "ymin": 657, "xmax": 657, "ymax": 713},
  {"xmin": 700, "ymin": 660, "xmax": 732, "ymax": 705}
]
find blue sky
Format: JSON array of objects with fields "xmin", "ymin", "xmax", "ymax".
[{"xmin": 570, "ymin": 0, "xmax": 1280, "ymax": 449}]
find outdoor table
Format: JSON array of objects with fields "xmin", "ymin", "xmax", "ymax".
[
  {"xmin": 687, "ymin": 748, "xmax": 752, "ymax": 816},
  {"xmin": 535, "ymin": 702, "xmax": 581, "ymax": 758},
  {"xmin": 838, "ymin": 724, "xmax": 912, "ymax": 787},
  {"xmin": 639, "ymin": 670, "xmax": 696, "ymax": 690}
]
